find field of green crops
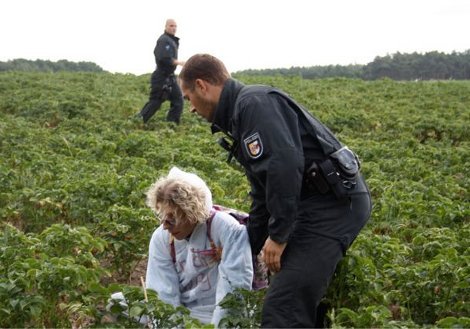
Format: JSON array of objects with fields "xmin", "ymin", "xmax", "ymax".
[{"xmin": 0, "ymin": 71, "xmax": 469, "ymax": 328}]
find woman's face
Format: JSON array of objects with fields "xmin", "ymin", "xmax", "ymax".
[{"xmin": 160, "ymin": 206, "xmax": 196, "ymax": 240}]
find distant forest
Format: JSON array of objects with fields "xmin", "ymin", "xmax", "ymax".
[
  {"xmin": 0, "ymin": 59, "xmax": 104, "ymax": 73},
  {"xmin": 2, "ymin": 50, "xmax": 470, "ymax": 80},
  {"xmin": 238, "ymin": 50, "xmax": 470, "ymax": 80}
]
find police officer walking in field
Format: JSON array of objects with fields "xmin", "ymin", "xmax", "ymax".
[
  {"xmin": 138, "ymin": 19, "xmax": 185, "ymax": 124},
  {"xmin": 179, "ymin": 54, "xmax": 372, "ymax": 328}
]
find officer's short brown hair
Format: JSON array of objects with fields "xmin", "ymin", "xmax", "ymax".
[{"xmin": 180, "ymin": 54, "xmax": 230, "ymax": 91}]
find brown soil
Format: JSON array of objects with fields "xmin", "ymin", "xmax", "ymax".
[{"xmin": 129, "ymin": 257, "xmax": 148, "ymax": 286}]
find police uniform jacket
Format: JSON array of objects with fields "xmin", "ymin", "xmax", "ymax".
[
  {"xmin": 154, "ymin": 32, "xmax": 180, "ymax": 76},
  {"xmin": 211, "ymin": 79, "xmax": 368, "ymax": 255}
]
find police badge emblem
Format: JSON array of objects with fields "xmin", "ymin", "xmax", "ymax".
[{"xmin": 244, "ymin": 132, "xmax": 263, "ymax": 159}]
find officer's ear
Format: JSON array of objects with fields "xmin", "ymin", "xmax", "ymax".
[
  {"xmin": 195, "ymin": 78, "xmax": 223, "ymax": 102},
  {"xmin": 195, "ymin": 79, "xmax": 207, "ymax": 93}
]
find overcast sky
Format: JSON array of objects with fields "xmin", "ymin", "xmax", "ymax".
[{"xmin": 2, "ymin": 0, "xmax": 469, "ymax": 75}]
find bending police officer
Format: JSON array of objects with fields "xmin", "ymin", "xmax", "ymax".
[{"xmin": 179, "ymin": 53, "xmax": 372, "ymax": 328}]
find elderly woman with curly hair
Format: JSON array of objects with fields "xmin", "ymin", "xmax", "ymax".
[{"xmin": 145, "ymin": 167, "xmax": 253, "ymax": 326}]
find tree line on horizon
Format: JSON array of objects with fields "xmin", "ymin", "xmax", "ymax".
[
  {"xmin": 2, "ymin": 50, "xmax": 470, "ymax": 80},
  {"xmin": 0, "ymin": 58, "xmax": 105, "ymax": 73},
  {"xmin": 237, "ymin": 50, "xmax": 470, "ymax": 80}
]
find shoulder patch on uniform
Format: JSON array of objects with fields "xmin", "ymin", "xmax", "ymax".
[{"xmin": 244, "ymin": 132, "xmax": 263, "ymax": 159}]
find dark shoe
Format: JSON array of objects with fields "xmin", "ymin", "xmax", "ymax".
[
  {"xmin": 166, "ymin": 118, "xmax": 179, "ymax": 125},
  {"xmin": 166, "ymin": 121, "xmax": 178, "ymax": 131},
  {"xmin": 128, "ymin": 113, "xmax": 144, "ymax": 126}
]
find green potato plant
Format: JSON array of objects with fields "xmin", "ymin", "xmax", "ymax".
[{"xmin": 1, "ymin": 71, "xmax": 469, "ymax": 327}]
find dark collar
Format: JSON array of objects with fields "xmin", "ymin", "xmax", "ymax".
[
  {"xmin": 164, "ymin": 32, "xmax": 180, "ymax": 44},
  {"xmin": 211, "ymin": 78, "xmax": 245, "ymax": 135}
]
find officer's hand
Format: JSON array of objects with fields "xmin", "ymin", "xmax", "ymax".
[{"xmin": 262, "ymin": 237, "xmax": 287, "ymax": 273}]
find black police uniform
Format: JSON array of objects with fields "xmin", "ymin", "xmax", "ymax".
[
  {"xmin": 139, "ymin": 32, "xmax": 183, "ymax": 124},
  {"xmin": 211, "ymin": 78, "xmax": 372, "ymax": 328}
]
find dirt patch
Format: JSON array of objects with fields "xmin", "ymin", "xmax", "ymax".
[
  {"xmin": 129, "ymin": 257, "xmax": 148, "ymax": 286},
  {"xmin": 100, "ymin": 257, "xmax": 148, "ymax": 287}
]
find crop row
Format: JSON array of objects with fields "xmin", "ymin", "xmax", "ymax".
[{"xmin": 0, "ymin": 72, "xmax": 468, "ymax": 327}]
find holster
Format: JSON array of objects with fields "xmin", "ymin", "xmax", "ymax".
[
  {"xmin": 305, "ymin": 162, "xmax": 330, "ymax": 194},
  {"xmin": 306, "ymin": 158, "xmax": 358, "ymax": 199}
]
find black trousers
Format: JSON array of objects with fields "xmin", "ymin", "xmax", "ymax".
[
  {"xmin": 261, "ymin": 192, "xmax": 372, "ymax": 328},
  {"xmin": 140, "ymin": 71, "xmax": 183, "ymax": 124}
]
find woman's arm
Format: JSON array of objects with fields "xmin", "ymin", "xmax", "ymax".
[
  {"xmin": 145, "ymin": 226, "xmax": 181, "ymax": 307},
  {"xmin": 211, "ymin": 212, "xmax": 254, "ymax": 325}
]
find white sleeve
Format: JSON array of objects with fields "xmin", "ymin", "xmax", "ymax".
[
  {"xmin": 145, "ymin": 226, "xmax": 181, "ymax": 307},
  {"xmin": 210, "ymin": 213, "xmax": 254, "ymax": 326}
]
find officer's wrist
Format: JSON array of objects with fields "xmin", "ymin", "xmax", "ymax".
[{"xmin": 269, "ymin": 235, "xmax": 287, "ymax": 245}]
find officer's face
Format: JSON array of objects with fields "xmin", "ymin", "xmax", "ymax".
[
  {"xmin": 165, "ymin": 19, "xmax": 177, "ymax": 35},
  {"xmin": 182, "ymin": 80, "xmax": 217, "ymax": 122}
]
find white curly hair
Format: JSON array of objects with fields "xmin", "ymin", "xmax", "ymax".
[{"xmin": 145, "ymin": 167, "xmax": 213, "ymax": 225}]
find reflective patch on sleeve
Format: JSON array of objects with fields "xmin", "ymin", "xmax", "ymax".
[{"xmin": 244, "ymin": 132, "xmax": 263, "ymax": 159}]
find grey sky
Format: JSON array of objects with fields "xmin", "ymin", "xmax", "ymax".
[{"xmin": 2, "ymin": 0, "xmax": 469, "ymax": 74}]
